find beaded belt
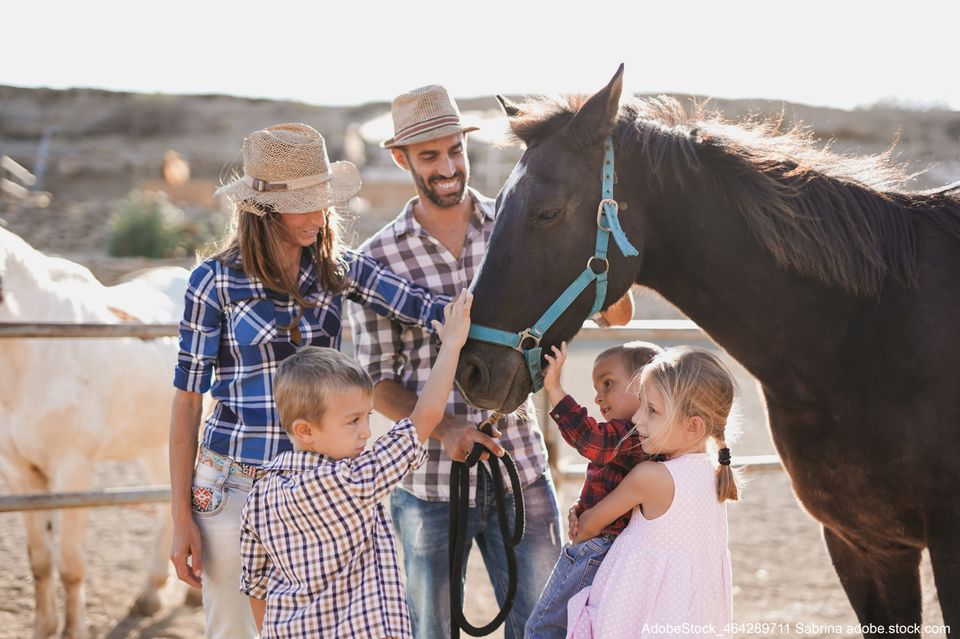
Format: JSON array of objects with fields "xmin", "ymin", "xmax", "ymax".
[{"xmin": 198, "ymin": 447, "xmax": 263, "ymax": 479}]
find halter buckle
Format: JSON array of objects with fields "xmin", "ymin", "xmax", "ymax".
[
  {"xmin": 587, "ymin": 255, "xmax": 609, "ymax": 275},
  {"xmin": 597, "ymin": 198, "xmax": 618, "ymax": 232},
  {"xmin": 515, "ymin": 328, "xmax": 542, "ymax": 353}
]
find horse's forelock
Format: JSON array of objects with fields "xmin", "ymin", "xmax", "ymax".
[{"xmin": 506, "ymin": 94, "xmax": 587, "ymax": 146}]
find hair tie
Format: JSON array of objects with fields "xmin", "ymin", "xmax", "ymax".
[{"xmin": 718, "ymin": 447, "xmax": 731, "ymax": 466}]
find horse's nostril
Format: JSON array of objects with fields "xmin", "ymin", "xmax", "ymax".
[{"xmin": 461, "ymin": 356, "xmax": 490, "ymax": 393}]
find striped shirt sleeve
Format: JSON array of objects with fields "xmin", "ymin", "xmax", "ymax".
[
  {"xmin": 239, "ymin": 491, "xmax": 272, "ymax": 599},
  {"xmin": 173, "ymin": 261, "xmax": 222, "ymax": 393}
]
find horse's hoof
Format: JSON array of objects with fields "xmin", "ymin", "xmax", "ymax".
[
  {"xmin": 33, "ymin": 618, "xmax": 58, "ymax": 639},
  {"xmin": 59, "ymin": 624, "xmax": 89, "ymax": 639},
  {"xmin": 132, "ymin": 591, "xmax": 163, "ymax": 617},
  {"xmin": 184, "ymin": 587, "xmax": 203, "ymax": 608}
]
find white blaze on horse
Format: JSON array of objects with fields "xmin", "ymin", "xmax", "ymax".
[{"xmin": 0, "ymin": 226, "xmax": 190, "ymax": 639}]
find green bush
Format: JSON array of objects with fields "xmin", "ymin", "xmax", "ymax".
[{"xmin": 109, "ymin": 191, "xmax": 220, "ymax": 258}]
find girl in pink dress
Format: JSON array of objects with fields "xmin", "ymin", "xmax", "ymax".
[{"xmin": 560, "ymin": 347, "xmax": 739, "ymax": 639}]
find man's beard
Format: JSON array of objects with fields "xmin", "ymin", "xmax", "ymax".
[{"xmin": 414, "ymin": 170, "xmax": 468, "ymax": 208}]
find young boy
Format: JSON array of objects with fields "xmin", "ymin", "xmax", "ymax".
[
  {"xmin": 524, "ymin": 340, "xmax": 663, "ymax": 639},
  {"xmin": 239, "ymin": 291, "xmax": 474, "ymax": 639}
]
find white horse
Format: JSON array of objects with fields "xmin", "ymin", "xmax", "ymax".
[{"xmin": 0, "ymin": 226, "xmax": 190, "ymax": 639}]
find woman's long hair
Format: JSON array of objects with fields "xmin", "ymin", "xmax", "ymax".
[{"xmin": 210, "ymin": 203, "xmax": 348, "ymax": 328}]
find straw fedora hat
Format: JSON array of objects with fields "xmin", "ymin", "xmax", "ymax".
[
  {"xmin": 381, "ymin": 85, "xmax": 479, "ymax": 148},
  {"xmin": 215, "ymin": 123, "xmax": 361, "ymax": 215}
]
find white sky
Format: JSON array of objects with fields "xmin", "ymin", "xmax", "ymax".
[{"xmin": 4, "ymin": 0, "xmax": 958, "ymax": 111}]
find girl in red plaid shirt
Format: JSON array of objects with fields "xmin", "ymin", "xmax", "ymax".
[{"xmin": 525, "ymin": 341, "xmax": 663, "ymax": 639}]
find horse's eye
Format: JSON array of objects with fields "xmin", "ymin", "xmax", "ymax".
[{"xmin": 535, "ymin": 209, "xmax": 562, "ymax": 224}]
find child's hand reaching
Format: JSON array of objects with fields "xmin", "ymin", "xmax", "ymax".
[
  {"xmin": 542, "ymin": 341, "xmax": 568, "ymax": 404},
  {"xmin": 432, "ymin": 290, "xmax": 473, "ymax": 349}
]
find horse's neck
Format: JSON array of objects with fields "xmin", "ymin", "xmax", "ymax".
[{"xmin": 637, "ymin": 189, "xmax": 858, "ymax": 399}]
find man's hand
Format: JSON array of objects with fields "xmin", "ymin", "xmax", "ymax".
[
  {"xmin": 435, "ymin": 415, "xmax": 504, "ymax": 462},
  {"xmin": 597, "ymin": 289, "xmax": 634, "ymax": 327},
  {"xmin": 567, "ymin": 502, "xmax": 581, "ymax": 541}
]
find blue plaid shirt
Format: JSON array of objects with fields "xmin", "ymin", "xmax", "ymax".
[{"xmin": 174, "ymin": 249, "xmax": 447, "ymax": 466}]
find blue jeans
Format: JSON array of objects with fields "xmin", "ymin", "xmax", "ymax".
[
  {"xmin": 391, "ymin": 470, "xmax": 561, "ymax": 639},
  {"xmin": 524, "ymin": 535, "xmax": 614, "ymax": 639}
]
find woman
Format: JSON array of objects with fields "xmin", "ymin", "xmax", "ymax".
[{"xmin": 169, "ymin": 123, "xmax": 447, "ymax": 638}]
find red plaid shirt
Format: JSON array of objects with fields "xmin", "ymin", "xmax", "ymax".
[{"xmin": 550, "ymin": 394, "xmax": 652, "ymax": 536}]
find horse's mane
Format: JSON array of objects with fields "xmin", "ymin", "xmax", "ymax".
[{"xmin": 509, "ymin": 95, "xmax": 960, "ymax": 296}]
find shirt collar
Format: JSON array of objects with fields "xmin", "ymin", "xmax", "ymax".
[
  {"xmin": 262, "ymin": 449, "xmax": 328, "ymax": 473},
  {"xmin": 391, "ymin": 187, "xmax": 495, "ymax": 238}
]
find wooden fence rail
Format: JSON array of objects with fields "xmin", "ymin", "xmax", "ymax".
[
  {"xmin": 0, "ymin": 318, "xmax": 780, "ymax": 513},
  {"xmin": 0, "ymin": 319, "xmax": 703, "ymax": 341}
]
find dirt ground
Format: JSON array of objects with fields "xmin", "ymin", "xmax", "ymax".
[{"xmin": 0, "ymin": 337, "xmax": 947, "ymax": 639}]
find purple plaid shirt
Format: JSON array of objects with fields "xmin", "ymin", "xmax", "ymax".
[
  {"xmin": 347, "ymin": 189, "xmax": 548, "ymax": 504},
  {"xmin": 240, "ymin": 419, "xmax": 427, "ymax": 639}
]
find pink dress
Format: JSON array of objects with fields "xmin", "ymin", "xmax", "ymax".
[{"xmin": 566, "ymin": 453, "xmax": 732, "ymax": 639}]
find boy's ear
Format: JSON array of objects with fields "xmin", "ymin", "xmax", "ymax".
[
  {"xmin": 686, "ymin": 415, "xmax": 707, "ymax": 441},
  {"xmin": 290, "ymin": 418, "xmax": 314, "ymax": 441}
]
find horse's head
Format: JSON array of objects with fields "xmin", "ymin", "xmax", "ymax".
[{"xmin": 457, "ymin": 66, "xmax": 645, "ymax": 412}]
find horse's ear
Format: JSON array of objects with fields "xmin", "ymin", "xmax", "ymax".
[
  {"xmin": 496, "ymin": 94, "xmax": 522, "ymax": 118},
  {"xmin": 568, "ymin": 64, "xmax": 624, "ymax": 149}
]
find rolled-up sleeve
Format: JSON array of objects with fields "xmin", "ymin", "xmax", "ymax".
[
  {"xmin": 239, "ymin": 497, "xmax": 272, "ymax": 599},
  {"xmin": 342, "ymin": 250, "xmax": 447, "ymax": 331},
  {"xmin": 173, "ymin": 262, "xmax": 222, "ymax": 393}
]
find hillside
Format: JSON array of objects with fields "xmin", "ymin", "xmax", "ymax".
[{"xmin": 1, "ymin": 84, "xmax": 958, "ymax": 266}]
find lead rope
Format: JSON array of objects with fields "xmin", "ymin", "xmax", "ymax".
[{"xmin": 448, "ymin": 412, "xmax": 526, "ymax": 638}]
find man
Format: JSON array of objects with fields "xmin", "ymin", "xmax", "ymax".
[
  {"xmin": 348, "ymin": 84, "xmax": 563, "ymax": 639},
  {"xmin": 349, "ymin": 84, "xmax": 634, "ymax": 638}
]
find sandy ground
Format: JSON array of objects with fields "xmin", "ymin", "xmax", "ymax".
[{"xmin": 0, "ymin": 337, "xmax": 947, "ymax": 639}]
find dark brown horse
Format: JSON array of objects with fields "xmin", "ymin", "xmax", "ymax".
[{"xmin": 455, "ymin": 67, "xmax": 960, "ymax": 635}]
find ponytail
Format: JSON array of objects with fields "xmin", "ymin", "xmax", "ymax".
[{"xmin": 715, "ymin": 442, "xmax": 739, "ymax": 502}]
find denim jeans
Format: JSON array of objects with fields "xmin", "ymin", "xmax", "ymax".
[
  {"xmin": 524, "ymin": 535, "xmax": 614, "ymax": 639},
  {"xmin": 191, "ymin": 461, "xmax": 259, "ymax": 639},
  {"xmin": 390, "ymin": 470, "xmax": 561, "ymax": 639}
]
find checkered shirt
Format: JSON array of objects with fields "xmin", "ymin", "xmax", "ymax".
[
  {"xmin": 347, "ymin": 188, "xmax": 548, "ymax": 504},
  {"xmin": 173, "ymin": 248, "xmax": 447, "ymax": 466},
  {"xmin": 550, "ymin": 394, "xmax": 652, "ymax": 536},
  {"xmin": 239, "ymin": 418, "xmax": 427, "ymax": 639}
]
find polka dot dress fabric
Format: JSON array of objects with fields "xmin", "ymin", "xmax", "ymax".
[{"xmin": 566, "ymin": 453, "xmax": 732, "ymax": 639}]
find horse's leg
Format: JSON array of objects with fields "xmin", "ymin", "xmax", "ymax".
[
  {"xmin": 1, "ymin": 456, "xmax": 60, "ymax": 638},
  {"xmin": 131, "ymin": 450, "xmax": 174, "ymax": 616},
  {"xmin": 823, "ymin": 527, "xmax": 922, "ymax": 637},
  {"xmin": 926, "ymin": 512, "xmax": 959, "ymax": 635},
  {"xmin": 53, "ymin": 460, "xmax": 91, "ymax": 639}
]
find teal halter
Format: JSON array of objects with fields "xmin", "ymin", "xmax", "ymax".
[{"xmin": 468, "ymin": 136, "xmax": 639, "ymax": 392}]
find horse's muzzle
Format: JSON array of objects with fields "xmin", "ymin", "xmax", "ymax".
[{"xmin": 456, "ymin": 343, "xmax": 531, "ymax": 413}]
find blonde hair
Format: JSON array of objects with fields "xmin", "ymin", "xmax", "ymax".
[
  {"xmin": 273, "ymin": 346, "xmax": 373, "ymax": 434},
  {"xmin": 210, "ymin": 203, "xmax": 347, "ymax": 329},
  {"xmin": 637, "ymin": 347, "xmax": 740, "ymax": 502}
]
